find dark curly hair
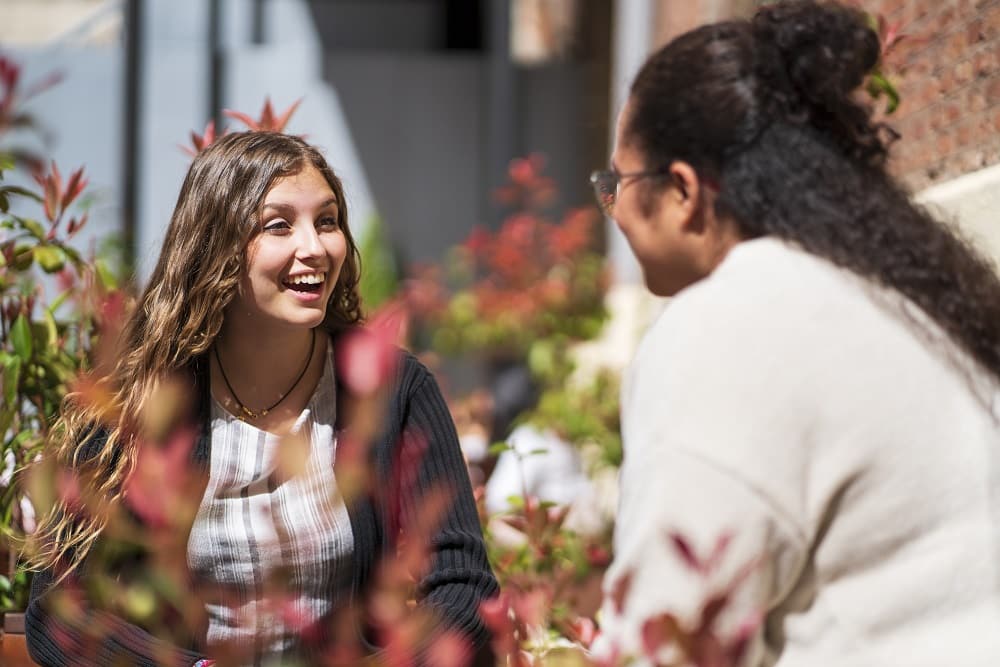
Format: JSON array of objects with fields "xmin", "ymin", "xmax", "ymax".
[{"xmin": 626, "ymin": 0, "xmax": 1000, "ymax": 381}]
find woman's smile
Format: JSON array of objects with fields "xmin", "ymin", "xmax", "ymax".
[{"xmin": 228, "ymin": 165, "xmax": 347, "ymax": 330}]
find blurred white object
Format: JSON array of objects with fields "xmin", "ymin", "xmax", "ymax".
[
  {"xmin": 485, "ymin": 424, "xmax": 589, "ymax": 514},
  {"xmin": 459, "ymin": 430, "xmax": 489, "ymax": 465}
]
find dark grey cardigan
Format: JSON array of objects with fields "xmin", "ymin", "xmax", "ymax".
[{"xmin": 25, "ymin": 346, "xmax": 499, "ymax": 666}]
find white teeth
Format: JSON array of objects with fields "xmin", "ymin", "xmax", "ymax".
[{"xmin": 287, "ymin": 272, "xmax": 325, "ymax": 285}]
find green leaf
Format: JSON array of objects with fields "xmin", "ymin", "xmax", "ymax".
[
  {"xmin": 0, "ymin": 406, "xmax": 13, "ymax": 438},
  {"xmin": 358, "ymin": 214, "xmax": 400, "ymax": 310},
  {"xmin": 43, "ymin": 306, "xmax": 59, "ymax": 345},
  {"xmin": 95, "ymin": 258, "xmax": 119, "ymax": 290},
  {"xmin": 62, "ymin": 245, "xmax": 82, "ymax": 264},
  {"xmin": 48, "ymin": 288, "xmax": 72, "ymax": 314},
  {"xmin": 11, "ymin": 315, "xmax": 33, "ymax": 362},
  {"xmin": 489, "ymin": 441, "xmax": 513, "ymax": 456},
  {"xmin": 11, "ymin": 245, "xmax": 32, "ymax": 271},
  {"xmin": 3, "ymin": 357, "xmax": 21, "ymax": 406},
  {"xmin": 17, "ymin": 217, "xmax": 45, "ymax": 240},
  {"xmin": 0, "ymin": 185, "xmax": 42, "ymax": 202},
  {"xmin": 0, "ymin": 193, "xmax": 7, "ymax": 213},
  {"xmin": 34, "ymin": 244, "xmax": 66, "ymax": 273},
  {"xmin": 867, "ymin": 71, "xmax": 901, "ymax": 115},
  {"xmin": 32, "ymin": 320, "xmax": 53, "ymax": 351}
]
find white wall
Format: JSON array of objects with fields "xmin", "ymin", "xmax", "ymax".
[
  {"xmin": 6, "ymin": 0, "xmax": 376, "ymax": 283},
  {"xmin": 918, "ymin": 163, "xmax": 1000, "ymax": 272}
]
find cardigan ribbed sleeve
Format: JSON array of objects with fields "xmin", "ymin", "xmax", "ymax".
[
  {"xmin": 25, "ymin": 427, "xmax": 208, "ymax": 667},
  {"xmin": 396, "ymin": 362, "xmax": 500, "ymax": 644},
  {"xmin": 26, "ymin": 566, "xmax": 206, "ymax": 666}
]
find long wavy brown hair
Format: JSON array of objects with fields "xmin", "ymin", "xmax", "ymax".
[{"xmin": 27, "ymin": 131, "xmax": 363, "ymax": 574}]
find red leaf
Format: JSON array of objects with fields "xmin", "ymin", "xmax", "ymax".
[
  {"xmin": 0, "ymin": 57, "xmax": 20, "ymax": 93},
  {"xmin": 509, "ymin": 588, "xmax": 548, "ymax": 628},
  {"xmin": 43, "ymin": 173, "xmax": 58, "ymax": 222},
  {"xmin": 585, "ymin": 543, "xmax": 611, "ymax": 567},
  {"xmin": 223, "ymin": 108, "xmax": 258, "ymax": 129},
  {"xmin": 479, "ymin": 593, "xmax": 513, "ymax": 634},
  {"xmin": 668, "ymin": 530, "xmax": 705, "ymax": 574},
  {"xmin": 61, "ymin": 166, "xmax": 87, "ymax": 210},
  {"xmin": 705, "ymin": 531, "xmax": 733, "ymax": 573},
  {"xmin": 334, "ymin": 307, "xmax": 402, "ymax": 395},
  {"xmin": 123, "ymin": 427, "xmax": 197, "ymax": 529},
  {"xmin": 566, "ymin": 617, "xmax": 597, "ymax": 648},
  {"xmin": 259, "ymin": 97, "xmax": 275, "ymax": 128},
  {"xmin": 727, "ymin": 610, "xmax": 763, "ymax": 663},
  {"xmin": 610, "ymin": 570, "xmax": 633, "ymax": 614},
  {"xmin": 508, "ymin": 157, "xmax": 536, "ymax": 185},
  {"xmin": 883, "ymin": 23, "xmax": 904, "ymax": 52},
  {"xmin": 272, "ymin": 97, "xmax": 302, "ymax": 132},
  {"xmin": 56, "ymin": 469, "xmax": 82, "ymax": 510},
  {"xmin": 22, "ymin": 70, "xmax": 63, "ymax": 100},
  {"xmin": 183, "ymin": 120, "xmax": 218, "ymax": 156},
  {"xmin": 49, "ymin": 160, "xmax": 63, "ymax": 198},
  {"xmin": 424, "ymin": 630, "xmax": 472, "ymax": 667},
  {"xmin": 223, "ymin": 97, "xmax": 302, "ymax": 132},
  {"xmin": 698, "ymin": 591, "xmax": 730, "ymax": 631},
  {"xmin": 67, "ymin": 213, "xmax": 88, "ymax": 237},
  {"xmin": 640, "ymin": 612, "xmax": 681, "ymax": 659}
]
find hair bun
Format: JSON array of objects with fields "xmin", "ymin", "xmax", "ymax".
[{"xmin": 753, "ymin": 1, "xmax": 880, "ymax": 112}]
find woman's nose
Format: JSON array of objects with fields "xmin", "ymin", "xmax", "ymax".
[{"xmin": 296, "ymin": 223, "xmax": 324, "ymax": 258}]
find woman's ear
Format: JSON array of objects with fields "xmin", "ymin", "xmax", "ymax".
[{"xmin": 668, "ymin": 161, "xmax": 702, "ymax": 231}]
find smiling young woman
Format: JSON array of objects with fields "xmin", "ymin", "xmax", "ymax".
[{"xmin": 24, "ymin": 132, "xmax": 499, "ymax": 666}]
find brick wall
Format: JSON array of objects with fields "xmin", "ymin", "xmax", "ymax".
[
  {"xmin": 651, "ymin": 0, "xmax": 1000, "ymax": 191},
  {"xmin": 869, "ymin": 0, "xmax": 1000, "ymax": 190}
]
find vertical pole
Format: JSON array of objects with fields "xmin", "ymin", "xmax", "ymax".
[
  {"xmin": 485, "ymin": 0, "xmax": 516, "ymax": 227},
  {"xmin": 121, "ymin": 0, "xmax": 143, "ymax": 272},
  {"xmin": 606, "ymin": 0, "xmax": 653, "ymax": 285},
  {"xmin": 207, "ymin": 0, "xmax": 225, "ymax": 131},
  {"xmin": 251, "ymin": 0, "xmax": 266, "ymax": 45}
]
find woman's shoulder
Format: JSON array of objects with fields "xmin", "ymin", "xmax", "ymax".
[
  {"xmin": 635, "ymin": 237, "xmax": 894, "ymax": 379},
  {"xmin": 392, "ymin": 348, "xmax": 439, "ymax": 399},
  {"xmin": 681, "ymin": 238, "xmax": 855, "ymax": 307},
  {"xmin": 657, "ymin": 237, "xmax": 877, "ymax": 337}
]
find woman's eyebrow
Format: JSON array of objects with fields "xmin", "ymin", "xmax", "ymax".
[{"xmin": 262, "ymin": 197, "xmax": 339, "ymax": 213}]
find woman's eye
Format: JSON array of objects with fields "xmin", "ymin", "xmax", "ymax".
[
  {"xmin": 262, "ymin": 219, "xmax": 291, "ymax": 233},
  {"xmin": 318, "ymin": 216, "xmax": 339, "ymax": 229}
]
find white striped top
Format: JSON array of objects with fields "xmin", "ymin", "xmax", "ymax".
[{"xmin": 187, "ymin": 347, "xmax": 354, "ymax": 666}]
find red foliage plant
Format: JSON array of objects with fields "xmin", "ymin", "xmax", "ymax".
[
  {"xmin": 404, "ymin": 154, "xmax": 608, "ymax": 357},
  {"xmin": 181, "ymin": 97, "xmax": 303, "ymax": 155}
]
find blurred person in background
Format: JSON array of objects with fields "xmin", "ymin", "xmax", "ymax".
[
  {"xmin": 24, "ymin": 131, "xmax": 497, "ymax": 666},
  {"xmin": 592, "ymin": 1, "xmax": 1000, "ymax": 665}
]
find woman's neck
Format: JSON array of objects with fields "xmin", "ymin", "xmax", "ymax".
[{"xmin": 211, "ymin": 320, "xmax": 322, "ymax": 416}]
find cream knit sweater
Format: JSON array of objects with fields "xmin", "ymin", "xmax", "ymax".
[{"xmin": 596, "ymin": 238, "xmax": 1000, "ymax": 666}]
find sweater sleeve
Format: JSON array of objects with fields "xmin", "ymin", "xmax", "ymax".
[
  {"xmin": 26, "ymin": 566, "xmax": 206, "ymax": 667},
  {"xmin": 594, "ymin": 274, "xmax": 817, "ymax": 666},
  {"xmin": 24, "ymin": 428, "xmax": 207, "ymax": 667},
  {"xmin": 394, "ymin": 362, "xmax": 500, "ymax": 654}
]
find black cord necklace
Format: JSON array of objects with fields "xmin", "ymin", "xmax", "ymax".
[{"xmin": 214, "ymin": 328, "xmax": 316, "ymax": 421}]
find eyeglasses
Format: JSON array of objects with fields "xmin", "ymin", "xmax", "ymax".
[{"xmin": 589, "ymin": 168, "xmax": 668, "ymax": 215}]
